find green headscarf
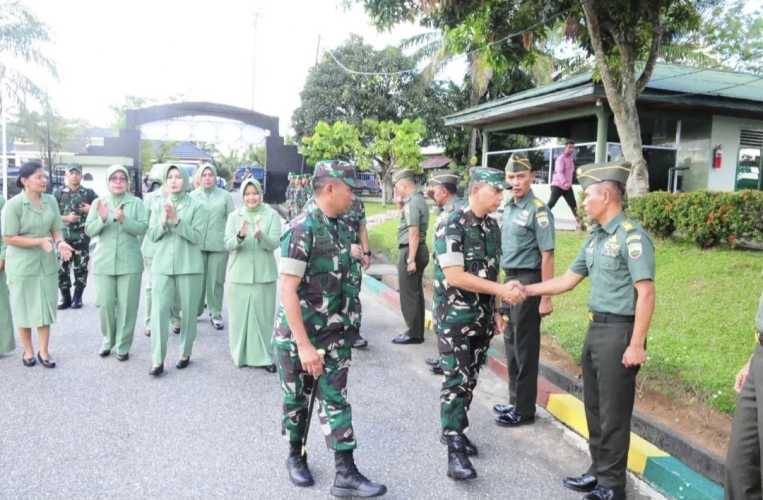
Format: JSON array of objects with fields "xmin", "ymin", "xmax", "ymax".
[
  {"xmin": 163, "ymin": 164, "xmax": 190, "ymax": 203},
  {"xmin": 240, "ymin": 178, "xmax": 263, "ymax": 219},
  {"xmin": 199, "ymin": 163, "xmax": 218, "ymax": 192}
]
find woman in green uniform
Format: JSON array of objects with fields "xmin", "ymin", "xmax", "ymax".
[
  {"xmin": 190, "ymin": 164, "xmax": 234, "ymax": 330},
  {"xmin": 85, "ymin": 165, "xmax": 147, "ymax": 360},
  {"xmin": 2, "ymin": 161, "xmax": 73, "ymax": 367},
  {"xmin": 147, "ymin": 164, "xmax": 206, "ymax": 376},
  {"xmin": 224, "ymin": 178, "xmax": 281, "ymax": 370},
  {"xmin": 0, "ymin": 196, "xmax": 16, "ymax": 355}
]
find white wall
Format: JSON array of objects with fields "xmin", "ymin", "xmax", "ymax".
[{"xmin": 709, "ymin": 115, "xmax": 763, "ymax": 191}]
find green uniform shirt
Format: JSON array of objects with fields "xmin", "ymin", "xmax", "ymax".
[
  {"xmin": 0, "ymin": 197, "xmax": 6, "ymax": 261},
  {"xmin": 570, "ymin": 212, "xmax": 655, "ymax": 316},
  {"xmin": 757, "ymin": 292, "xmax": 763, "ymax": 335},
  {"xmin": 1, "ymin": 192, "xmax": 63, "ymax": 277},
  {"xmin": 146, "ymin": 193, "xmax": 208, "ymax": 275},
  {"xmin": 224, "ymin": 204, "xmax": 282, "ymax": 284},
  {"xmin": 140, "ymin": 191, "xmax": 162, "ymax": 259},
  {"xmin": 500, "ymin": 190, "xmax": 554, "ymax": 270},
  {"xmin": 54, "ymin": 185, "xmax": 97, "ymax": 242},
  {"xmin": 85, "ymin": 193, "xmax": 147, "ymax": 275},
  {"xmin": 190, "ymin": 186, "xmax": 235, "ymax": 252},
  {"xmin": 397, "ymin": 191, "xmax": 429, "ymax": 245}
]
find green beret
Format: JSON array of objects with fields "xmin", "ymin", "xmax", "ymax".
[
  {"xmin": 469, "ymin": 166, "xmax": 505, "ymax": 190},
  {"xmin": 428, "ymin": 169, "xmax": 459, "ymax": 187},
  {"xmin": 392, "ymin": 169, "xmax": 416, "ymax": 184},
  {"xmin": 576, "ymin": 160, "xmax": 632, "ymax": 190},
  {"xmin": 313, "ymin": 160, "xmax": 356, "ymax": 187},
  {"xmin": 505, "ymin": 153, "xmax": 532, "ymax": 173}
]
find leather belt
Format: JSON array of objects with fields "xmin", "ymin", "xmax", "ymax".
[{"xmin": 589, "ymin": 311, "xmax": 635, "ymax": 324}]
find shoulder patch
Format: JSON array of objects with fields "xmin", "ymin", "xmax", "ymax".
[
  {"xmin": 627, "ymin": 242, "xmax": 643, "ymax": 259},
  {"xmin": 626, "ymin": 234, "xmax": 641, "ymax": 243}
]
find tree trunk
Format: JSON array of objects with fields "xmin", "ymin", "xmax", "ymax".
[
  {"xmin": 609, "ymin": 84, "xmax": 650, "ymax": 196},
  {"xmin": 467, "ymin": 126, "xmax": 478, "ymax": 164}
]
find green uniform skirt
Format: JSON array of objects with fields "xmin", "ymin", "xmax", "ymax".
[
  {"xmin": 228, "ymin": 282, "xmax": 276, "ymax": 367},
  {"xmin": 0, "ymin": 270, "xmax": 15, "ymax": 352},
  {"xmin": 7, "ymin": 273, "xmax": 57, "ymax": 329}
]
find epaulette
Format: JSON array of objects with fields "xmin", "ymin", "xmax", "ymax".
[
  {"xmin": 621, "ymin": 220, "xmax": 635, "ymax": 232},
  {"xmin": 533, "ymin": 199, "xmax": 545, "ymax": 208}
]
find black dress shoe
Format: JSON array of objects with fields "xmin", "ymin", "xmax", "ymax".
[
  {"xmin": 493, "ymin": 403, "xmax": 513, "ymax": 414},
  {"xmin": 116, "ymin": 353, "xmax": 129, "ymax": 362},
  {"xmin": 210, "ymin": 318, "xmax": 224, "ymax": 330},
  {"xmin": 392, "ymin": 334, "xmax": 424, "ymax": 344},
  {"xmin": 351, "ymin": 337, "xmax": 368, "ymax": 349},
  {"xmin": 440, "ymin": 433, "xmax": 478, "ymax": 456},
  {"xmin": 176, "ymin": 358, "xmax": 190, "ymax": 369},
  {"xmin": 37, "ymin": 352, "xmax": 56, "ymax": 369},
  {"xmin": 431, "ymin": 364, "xmax": 444, "ymax": 375},
  {"xmin": 425, "ymin": 357, "xmax": 439, "ymax": 367},
  {"xmin": 99, "ymin": 349, "xmax": 111, "ymax": 357},
  {"xmin": 149, "ymin": 364, "xmax": 164, "ymax": 377},
  {"xmin": 583, "ymin": 485, "xmax": 620, "ymax": 500},
  {"xmin": 264, "ymin": 364, "xmax": 277, "ymax": 373},
  {"xmin": 562, "ymin": 473, "xmax": 598, "ymax": 492},
  {"xmin": 22, "ymin": 355, "xmax": 36, "ymax": 367},
  {"xmin": 144, "ymin": 329, "xmax": 151, "ymax": 337},
  {"xmin": 172, "ymin": 325, "xmax": 181, "ymax": 335},
  {"xmin": 495, "ymin": 408, "xmax": 535, "ymax": 427}
]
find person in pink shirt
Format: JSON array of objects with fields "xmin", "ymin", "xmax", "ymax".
[{"xmin": 548, "ymin": 141, "xmax": 578, "ymax": 220}]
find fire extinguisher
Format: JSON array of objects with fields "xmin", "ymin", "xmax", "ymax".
[{"xmin": 712, "ymin": 145, "xmax": 722, "ymax": 169}]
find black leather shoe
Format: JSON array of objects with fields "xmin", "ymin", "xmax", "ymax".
[
  {"xmin": 331, "ymin": 450, "xmax": 387, "ymax": 497},
  {"xmin": 431, "ymin": 364, "xmax": 443, "ymax": 375},
  {"xmin": 440, "ymin": 433, "xmax": 477, "ymax": 457},
  {"xmin": 99, "ymin": 349, "xmax": 111, "ymax": 357},
  {"xmin": 172, "ymin": 325, "xmax": 181, "ymax": 335},
  {"xmin": 425, "ymin": 357, "xmax": 439, "ymax": 367},
  {"xmin": 149, "ymin": 364, "xmax": 164, "ymax": 377},
  {"xmin": 583, "ymin": 485, "xmax": 620, "ymax": 500},
  {"xmin": 116, "ymin": 353, "xmax": 129, "ymax": 362},
  {"xmin": 37, "ymin": 352, "xmax": 56, "ymax": 368},
  {"xmin": 211, "ymin": 318, "xmax": 224, "ymax": 330},
  {"xmin": 446, "ymin": 435, "xmax": 477, "ymax": 481},
  {"xmin": 264, "ymin": 364, "xmax": 277, "ymax": 373},
  {"xmin": 286, "ymin": 450, "xmax": 315, "ymax": 487},
  {"xmin": 351, "ymin": 337, "xmax": 368, "ymax": 349},
  {"xmin": 22, "ymin": 354, "xmax": 36, "ymax": 367},
  {"xmin": 493, "ymin": 403, "xmax": 513, "ymax": 414},
  {"xmin": 176, "ymin": 358, "xmax": 190, "ymax": 369},
  {"xmin": 392, "ymin": 334, "xmax": 424, "ymax": 344},
  {"xmin": 495, "ymin": 408, "xmax": 535, "ymax": 427},
  {"xmin": 562, "ymin": 473, "xmax": 598, "ymax": 492},
  {"xmin": 144, "ymin": 329, "xmax": 151, "ymax": 337},
  {"xmin": 57, "ymin": 289, "xmax": 71, "ymax": 310}
]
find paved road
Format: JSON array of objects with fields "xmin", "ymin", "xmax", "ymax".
[{"xmin": 0, "ymin": 275, "xmax": 662, "ymax": 499}]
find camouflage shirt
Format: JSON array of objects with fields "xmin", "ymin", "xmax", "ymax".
[
  {"xmin": 273, "ymin": 203, "xmax": 352, "ymax": 349},
  {"xmin": 340, "ymin": 197, "xmax": 366, "ymax": 244},
  {"xmin": 54, "ymin": 185, "xmax": 98, "ymax": 242},
  {"xmin": 433, "ymin": 205, "xmax": 501, "ymax": 335}
]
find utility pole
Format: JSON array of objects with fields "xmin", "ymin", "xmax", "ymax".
[
  {"xmin": 1, "ymin": 78, "xmax": 7, "ymax": 200},
  {"xmin": 314, "ymin": 35, "xmax": 321, "ymax": 67},
  {"xmin": 251, "ymin": 11, "xmax": 262, "ymax": 111}
]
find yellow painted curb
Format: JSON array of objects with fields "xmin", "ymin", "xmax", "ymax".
[{"xmin": 545, "ymin": 394, "xmax": 668, "ymax": 475}]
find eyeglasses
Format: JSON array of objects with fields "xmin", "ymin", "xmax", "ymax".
[{"xmin": 110, "ymin": 176, "xmax": 128, "ymax": 182}]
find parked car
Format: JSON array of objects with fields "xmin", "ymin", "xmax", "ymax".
[
  {"xmin": 233, "ymin": 165, "xmax": 265, "ymax": 189},
  {"xmin": 0, "ymin": 166, "xmax": 20, "ymax": 198},
  {"xmin": 353, "ymin": 172, "xmax": 382, "ymax": 197}
]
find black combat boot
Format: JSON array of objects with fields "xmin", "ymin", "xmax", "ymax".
[
  {"xmin": 286, "ymin": 442, "xmax": 314, "ymax": 487},
  {"xmin": 57, "ymin": 288, "xmax": 71, "ymax": 310},
  {"xmin": 71, "ymin": 286, "xmax": 84, "ymax": 309},
  {"xmin": 446, "ymin": 435, "xmax": 477, "ymax": 481},
  {"xmin": 331, "ymin": 450, "xmax": 387, "ymax": 497}
]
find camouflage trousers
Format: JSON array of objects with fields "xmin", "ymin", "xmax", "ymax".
[
  {"xmin": 275, "ymin": 340, "xmax": 356, "ymax": 451},
  {"xmin": 438, "ymin": 305, "xmax": 494, "ymax": 436},
  {"xmin": 59, "ymin": 237, "xmax": 90, "ymax": 291},
  {"xmin": 344, "ymin": 259, "xmax": 362, "ymax": 340}
]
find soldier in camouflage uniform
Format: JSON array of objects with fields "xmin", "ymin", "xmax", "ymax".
[
  {"xmin": 423, "ymin": 169, "xmax": 463, "ymax": 375},
  {"xmin": 273, "ymin": 161, "xmax": 386, "ymax": 498},
  {"xmin": 340, "ymin": 193, "xmax": 370, "ymax": 349},
  {"xmin": 433, "ymin": 167, "xmax": 525, "ymax": 481},
  {"xmin": 285, "ymin": 173, "xmax": 297, "ymax": 220},
  {"xmin": 55, "ymin": 165, "xmax": 97, "ymax": 309}
]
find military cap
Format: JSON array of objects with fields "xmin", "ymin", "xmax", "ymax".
[
  {"xmin": 313, "ymin": 159, "xmax": 356, "ymax": 186},
  {"xmin": 469, "ymin": 166, "xmax": 505, "ymax": 189},
  {"xmin": 66, "ymin": 164, "xmax": 82, "ymax": 173},
  {"xmin": 392, "ymin": 169, "xmax": 417, "ymax": 184},
  {"xmin": 428, "ymin": 169, "xmax": 459, "ymax": 187},
  {"xmin": 576, "ymin": 160, "xmax": 632, "ymax": 190},
  {"xmin": 505, "ymin": 153, "xmax": 532, "ymax": 173}
]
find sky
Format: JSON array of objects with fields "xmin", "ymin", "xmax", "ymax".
[{"xmin": 20, "ymin": 0, "xmax": 462, "ymax": 140}]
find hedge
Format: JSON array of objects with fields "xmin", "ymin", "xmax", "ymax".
[{"xmin": 628, "ymin": 190, "xmax": 763, "ymax": 248}]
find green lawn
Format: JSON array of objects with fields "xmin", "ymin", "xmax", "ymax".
[
  {"xmin": 369, "ymin": 211, "xmax": 763, "ymax": 414},
  {"xmin": 363, "ymin": 200, "xmax": 397, "ymax": 218}
]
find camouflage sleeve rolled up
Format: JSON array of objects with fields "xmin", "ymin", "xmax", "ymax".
[
  {"xmin": 435, "ymin": 212, "xmax": 464, "ymax": 269},
  {"xmin": 280, "ymin": 220, "xmax": 312, "ymax": 277}
]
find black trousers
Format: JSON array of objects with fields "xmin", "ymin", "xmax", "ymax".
[
  {"xmin": 547, "ymin": 186, "xmax": 577, "ymax": 214},
  {"xmin": 582, "ymin": 318, "xmax": 638, "ymax": 495},
  {"xmin": 397, "ymin": 243, "xmax": 429, "ymax": 340},
  {"xmin": 503, "ymin": 269, "xmax": 541, "ymax": 417}
]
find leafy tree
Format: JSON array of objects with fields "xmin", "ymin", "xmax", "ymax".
[
  {"xmin": 15, "ymin": 103, "xmax": 85, "ymax": 170},
  {"xmin": 299, "ymin": 120, "xmax": 365, "ymax": 167}
]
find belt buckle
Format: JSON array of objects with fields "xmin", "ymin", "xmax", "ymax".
[{"xmin": 588, "ymin": 312, "xmax": 594, "ymax": 322}]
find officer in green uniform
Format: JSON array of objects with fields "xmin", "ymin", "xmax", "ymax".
[
  {"xmin": 494, "ymin": 153, "xmax": 556, "ymax": 427},
  {"xmin": 434, "ymin": 167, "xmax": 526, "ymax": 480},
  {"xmin": 0, "ymin": 196, "xmax": 15, "ymax": 354},
  {"xmin": 190, "ymin": 164, "xmax": 234, "ymax": 329},
  {"xmin": 423, "ymin": 169, "xmax": 463, "ymax": 374},
  {"xmin": 54, "ymin": 164, "xmax": 97, "ymax": 309},
  {"xmin": 524, "ymin": 161, "xmax": 656, "ymax": 500},
  {"xmin": 84, "ymin": 165, "xmax": 147, "ymax": 360},
  {"xmin": 725, "ymin": 291, "xmax": 763, "ymax": 500},
  {"xmin": 391, "ymin": 169, "xmax": 430, "ymax": 345},
  {"xmin": 273, "ymin": 161, "xmax": 386, "ymax": 498}
]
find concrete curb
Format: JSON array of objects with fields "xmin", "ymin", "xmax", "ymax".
[{"xmin": 361, "ymin": 273, "xmax": 726, "ymax": 500}]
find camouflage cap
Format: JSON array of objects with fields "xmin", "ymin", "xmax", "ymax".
[
  {"xmin": 313, "ymin": 160, "xmax": 356, "ymax": 187},
  {"xmin": 66, "ymin": 164, "xmax": 82, "ymax": 173},
  {"xmin": 505, "ymin": 153, "xmax": 532, "ymax": 173},
  {"xmin": 392, "ymin": 169, "xmax": 416, "ymax": 184},
  {"xmin": 577, "ymin": 160, "xmax": 632, "ymax": 190},
  {"xmin": 469, "ymin": 166, "xmax": 505, "ymax": 190},
  {"xmin": 428, "ymin": 169, "xmax": 459, "ymax": 187}
]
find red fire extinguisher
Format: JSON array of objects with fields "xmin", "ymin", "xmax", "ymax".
[{"xmin": 712, "ymin": 145, "xmax": 722, "ymax": 169}]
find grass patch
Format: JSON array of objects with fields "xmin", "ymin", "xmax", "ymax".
[
  {"xmin": 370, "ymin": 210, "xmax": 763, "ymax": 414},
  {"xmin": 364, "ymin": 200, "xmax": 397, "ymax": 218}
]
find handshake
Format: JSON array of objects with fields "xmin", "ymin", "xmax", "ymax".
[{"xmin": 500, "ymin": 280, "xmax": 528, "ymax": 305}]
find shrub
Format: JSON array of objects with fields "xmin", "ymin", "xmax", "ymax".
[{"xmin": 628, "ymin": 191, "xmax": 676, "ymax": 238}]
